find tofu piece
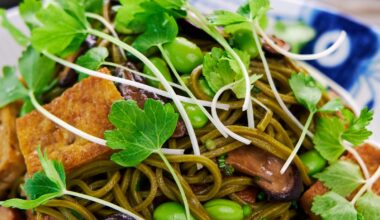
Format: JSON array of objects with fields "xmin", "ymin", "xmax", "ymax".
[
  {"xmin": 300, "ymin": 144, "xmax": 380, "ymax": 219},
  {"xmin": 17, "ymin": 69, "xmax": 123, "ymax": 175},
  {"xmin": 0, "ymin": 103, "xmax": 25, "ymax": 198}
]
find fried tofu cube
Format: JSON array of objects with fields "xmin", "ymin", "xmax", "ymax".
[
  {"xmin": 17, "ymin": 70, "xmax": 122, "ymax": 175},
  {"xmin": 0, "ymin": 103, "xmax": 25, "ymax": 198}
]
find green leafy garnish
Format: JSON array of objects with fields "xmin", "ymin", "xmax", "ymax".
[
  {"xmin": 0, "ymin": 66, "xmax": 28, "ymax": 108},
  {"xmin": 76, "ymin": 47, "xmax": 109, "ymax": 80},
  {"xmin": 356, "ymin": 191, "xmax": 380, "ymax": 220},
  {"xmin": 312, "ymin": 191, "xmax": 358, "ymax": 220},
  {"xmin": 132, "ymin": 13, "xmax": 178, "ymax": 53},
  {"xmin": 208, "ymin": 10, "xmax": 247, "ymax": 26},
  {"xmin": 19, "ymin": 0, "xmax": 42, "ymax": 29},
  {"xmin": 105, "ymin": 99, "xmax": 190, "ymax": 219},
  {"xmin": 18, "ymin": 46, "xmax": 56, "ymax": 93},
  {"xmin": 105, "ymin": 99, "xmax": 178, "ymax": 166},
  {"xmin": 280, "ymin": 73, "xmax": 343, "ymax": 174},
  {"xmin": 314, "ymin": 108, "xmax": 373, "ymax": 162},
  {"xmin": 0, "ymin": 9, "xmax": 29, "ymax": 46},
  {"xmin": 314, "ymin": 161, "xmax": 365, "ymax": 197},
  {"xmin": 0, "ymin": 147, "xmax": 65, "ymax": 209},
  {"xmin": 31, "ymin": 4, "xmax": 87, "ymax": 54},
  {"xmin": 248, "ymin": 0, "xmax": 270, "ymax": 19}
]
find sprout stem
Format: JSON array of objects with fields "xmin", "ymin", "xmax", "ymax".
[
  {"xmin": 65, "ymin": 190, "xmax": 143, "ymax": 220},
  {"xmin": 157, "ymin": 151, "xmax": 191, "ymax": 220},
  {"xmin": 350, "ymin": 166, "xmax": 380, "ymax": 205}
]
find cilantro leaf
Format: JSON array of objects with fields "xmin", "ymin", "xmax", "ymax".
[
  {"xmin": 249, "ymin": 0, "xmax": 270, "ymax": 20},
  {"xmin": 37, "ymin": 147, "xmax": 66, "ymax": 190},
  {"xmin": 23, "ymin": 172, "xmax": 62, "ymax": 200},
  {"xmin": 202, "ymin": 48, "xmax": 236, "ymax": 92},
  {"xmin": 314, "ymin": 117, "xmax": 346, "ymax": 162},
  {"xmin": 0, "ymin": 66, "xmax": 28, "ymax": 108},
  {"xmin": 115, "ymin": 0, "xmax": 148, "ymax": 34},
  {"xmin": 20, "ymin": 98, "xmax": 35, "ymax": 116},
  {"xmin": 51, "ymin": 0, "xmax": 88, "ymax": 26},
  {"xmin": 19, "ymin": 0, "xmax": 42, "ymax": 29},
  {"xmin": 0, "ymin": 193, "xmax": 62, "ymax": 210},
  {"xmin": 356, "ymin": 191, "xmax": 380, "ymax": 220},
  {"xmin": 31, "ymin": 4, "xmax": 87, "ymax": 54},
  {"xmin": 208, "ymin": 10, "xmax": 248, "ymax": 26},
  {"xmin": 18, "ymin": 46, "xmax": 56, "ymax": 93},
  {"xmin": 289, "ymin": 73, "xmax": 322, "ymax": 113},
  {"xmin": 76, "ymin": 47, "xmax": 109, "ymax": 80},
  {"xmin": 105, "ymin": 99, "xmax": 179, "ymax": 167},
  {"xmin": 0, "ymin": 9, "xmax": 29, "ymax": 46},
  {"xmin": 319, "ymin": 98, "xmax": 344, "ymax": 113},
  {"xmin": 314, "ymin": 161, "xmax": 365, "ymax": 197},
  {"xmin": 133, "ymin": 13, "xmax": 178, "ymax": 53},
  {"xmin": 342, "ymin": 108, "xmax": 373, "ymax": 146},
  {"xmin": 312, "ymin": 191, "xmax": 358, "ymax": 220}
]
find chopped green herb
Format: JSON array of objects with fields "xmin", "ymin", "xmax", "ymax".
[
  {"xmin": 342, "ymin": 108, "xmax": 373, "ymax": 146},
  {"xmin": 0, "ymin": 9, "xmax": 29, "ymax": 46},
  {"xmin": 208, "ymin": 10, "xmax": 247, "ymax": 26},
  {"xmin": 0, "ymin": 66, "xmax": 28, "ymax": 108},
  {"xmin": 356, "ymin": 191, "xmax": 380, "ymax": 220},
  {"xmin": 19, "ymin": 0, "xmax": 42, "ymax": 29},
  {"xmin": 312, "ymin": 191, "xmax": 358, "ymax": 220},
  {"xmin": 248, "ymin": 0, "xmax": 270, "ymax": 19},
  {"xmin": 314, "ymin": 160, "xmax": 365, "ymax": 197},
  {"xmin": 76, "ymin": 47, "xmax": 109, "ymax": 80},
  {"xmin": 289, "ymin": 74, "xmax": 321, "ymax": 113}
]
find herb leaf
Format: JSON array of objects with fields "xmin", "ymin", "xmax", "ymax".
[
  {"xmin": 342, "ymin": 108, "xmax": 373, "ymax": 146},
  {"xmin": 76, "ymin": 47, "xmax": 109, "ymax": 80},
  {"xmin": 115, "ymin": 0, "xmax": 146, "ymax": 34},
  {"xmin": 105, "ymin": 99, "xmax": 179, "ymax": 167},
  {"xmin": 208, "ymin": 10, "xmax": 247, "ymax": 26},
  {"xmin": 18, "ymin": 46, "xmax": 56, "ymax": 93},
  {"xmin": 0, "ymin": 193, "xmax": 62, "ymax": 209},
  {"xmin": 132, "ymin": 13, "xmax": 178, "ymax": 53},
  {"xmin": 314, "ymin": 117, "xmax": 346, "ymax": 162},
  {"xmin": 23, "ymin": 172, "xmax": 62, "ymax": 200},
  {"xmin": 31, "ymin": 4, "xmax": 87, "ymax": 54},
  {"xmin": 319, "ymin": 98, "xmax": 344, "ymax": 113},
  {"xmin": 0, "ymin": 66, "xmax": 28, "ymax": 108},
  {"xmin": 249, "ymin": 0, "xmax": 270, "ymax": 19},
  {"xmin": 289, "ymin": 73, "xmax": 322, "ymax": 113},
  {"xmin": 314, "ymin": 161, "xmax": 365, "ymax": 197},
  {"xmin": 0, "ymin": 9, "xmax": 29, "ymax": 46},
  {"xmin": 312, "ymin": 191, "xmax": 358, "ymax": 220},
  {"xmin": 356, "ymin": 191, "xmax": 380, "ymax": 220},
  {"xmin": 19, "ymin": 0, "xmax": 42, "ymax": 29}
]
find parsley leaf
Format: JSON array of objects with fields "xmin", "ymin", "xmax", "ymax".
[
  {"xmin": 208, "ymin": 10, "xmax": 248, "ymax": 26},
  {"xmin": 356, "ymin": 191, "xmax": 380, "ymax": 220},
  {"xmin": 312, "ymin": 191, "xmax": 358, "ymax": 220},
  {"xmin": 0, "ymin": 66, "xmax": 28, "ymax": 108},
  {"xmin": 76, "ymin": 47, "xmax": 109, "ymax": 80},
  {"xmin": 249, "ymin": 0, "xmax": 270, "ymax": 19},
  {"xmin": 342, "ymin": 108, "xmax": 373, "ymax": 146},
  {"xmin": 105, "ymin": 99, "xmax": 178, "ymax": 167},
  {"xmin": 314, "ymin": 161, "xmax": 365, "ymax": 197},
  {"xmin": 0, "ymin": 147, "xmax": 65, "ymax": 209},
  {"xmin": 314, "ymin": 117, "xmax": 346, "ymax": 162},
  {"xmin": 115, "ymin": 0, "xmax": 148, "ymax": 34},
  {"xmin": 31, "ymin": 4, "xmax": 87, "ymax": 54},
  {"xmin": 18, "ymin": 46, "xmax": 56, "ymax": 93},
  {"xmin": 0, "ymin": 9, "xmax": 29, "ymax": 46},
  {"xmin": 132, "ymin": 13, "xmax": 178, "ymax": 53},
  {"xmin": 289, "ymin": 73, "xmax": 321, "ymax": 113},
  {"xmin": 319, "ymin": 98, "xmax": 344, "ymax": 113},
  {"xmin": 19, "ymin": 0, "xmax": 42, "ymax": 29}
]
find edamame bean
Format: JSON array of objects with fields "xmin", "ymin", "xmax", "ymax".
[
  {"xmin": 183, "ymin": 103, "xmax": 208, "ymax": 128},
  {"xmin": 163, "ymin": 37, "xmax": 204, "ymax": 74},
  {"xmin": 153, "ymin": 202, "xmax": 195, "ymax": 220},
  {"xmin": 204, "ymin": 199, "xmax": 247, "ymax": 220},
  {"xmin": 143, "ymin": 57, "xmax": 172, "ymax": 88},
  {"xmin": 300, "ymin": 150, "xmax": 327, "ymax": 175}
]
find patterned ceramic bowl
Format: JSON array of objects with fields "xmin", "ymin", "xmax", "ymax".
[{"xmin": 1, "ymin": 0, "xmax": 379, "ymax": 142}]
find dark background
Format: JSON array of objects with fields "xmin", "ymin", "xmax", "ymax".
[{"xmin": 0, "ymin": 0, "xmax": 20, "ymax": 9}]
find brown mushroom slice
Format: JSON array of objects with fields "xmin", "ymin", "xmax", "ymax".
[{"xmin": 226, "ymin": 146, "xmax": 302, "ymax": 201}]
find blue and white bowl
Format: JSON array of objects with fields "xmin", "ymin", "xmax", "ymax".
[{"xmin": 1, "ymin": 0, "xmax": 379, "ymax": 142}]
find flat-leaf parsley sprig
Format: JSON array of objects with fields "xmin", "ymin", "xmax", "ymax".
[
  {"xmin": 105, "ymin": 98, "xmax": 191, "ymax": 219},
  {"xmin": 0, "ymin": 146, "xmax": 143, "ymax": 220}
]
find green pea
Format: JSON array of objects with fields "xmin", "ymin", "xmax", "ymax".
[
  {"xmin": 143, "ymin": 57, "xmax": 173, "ymax": 88},
  {"xmin": 183, "ymin": 102, "xmax": 208, "ymax": 129},
  {"xmin": 230, "ymin": 29, "xmax": 259, "ymax": 57},
  {"xmin": 199, "ymin": 77, "xmax": 215, "ymax": 97},
  {"xmin": 153, "ymin": 202, "xmax": 195, "ymax": 220},
  {"xmin": 181, "ymin": 74, "xmax": 191, "ymax": 87},
  {"xmin": 300, "ymin": 150, "xmax": 327, "ymax": 175},
  {"xmin": 204, "ymin": 199, "xmax": 245, "ymax": 220},
  {"xmin": 163, "ymin": 37, "xmax": 204, "ymax": 74}
]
